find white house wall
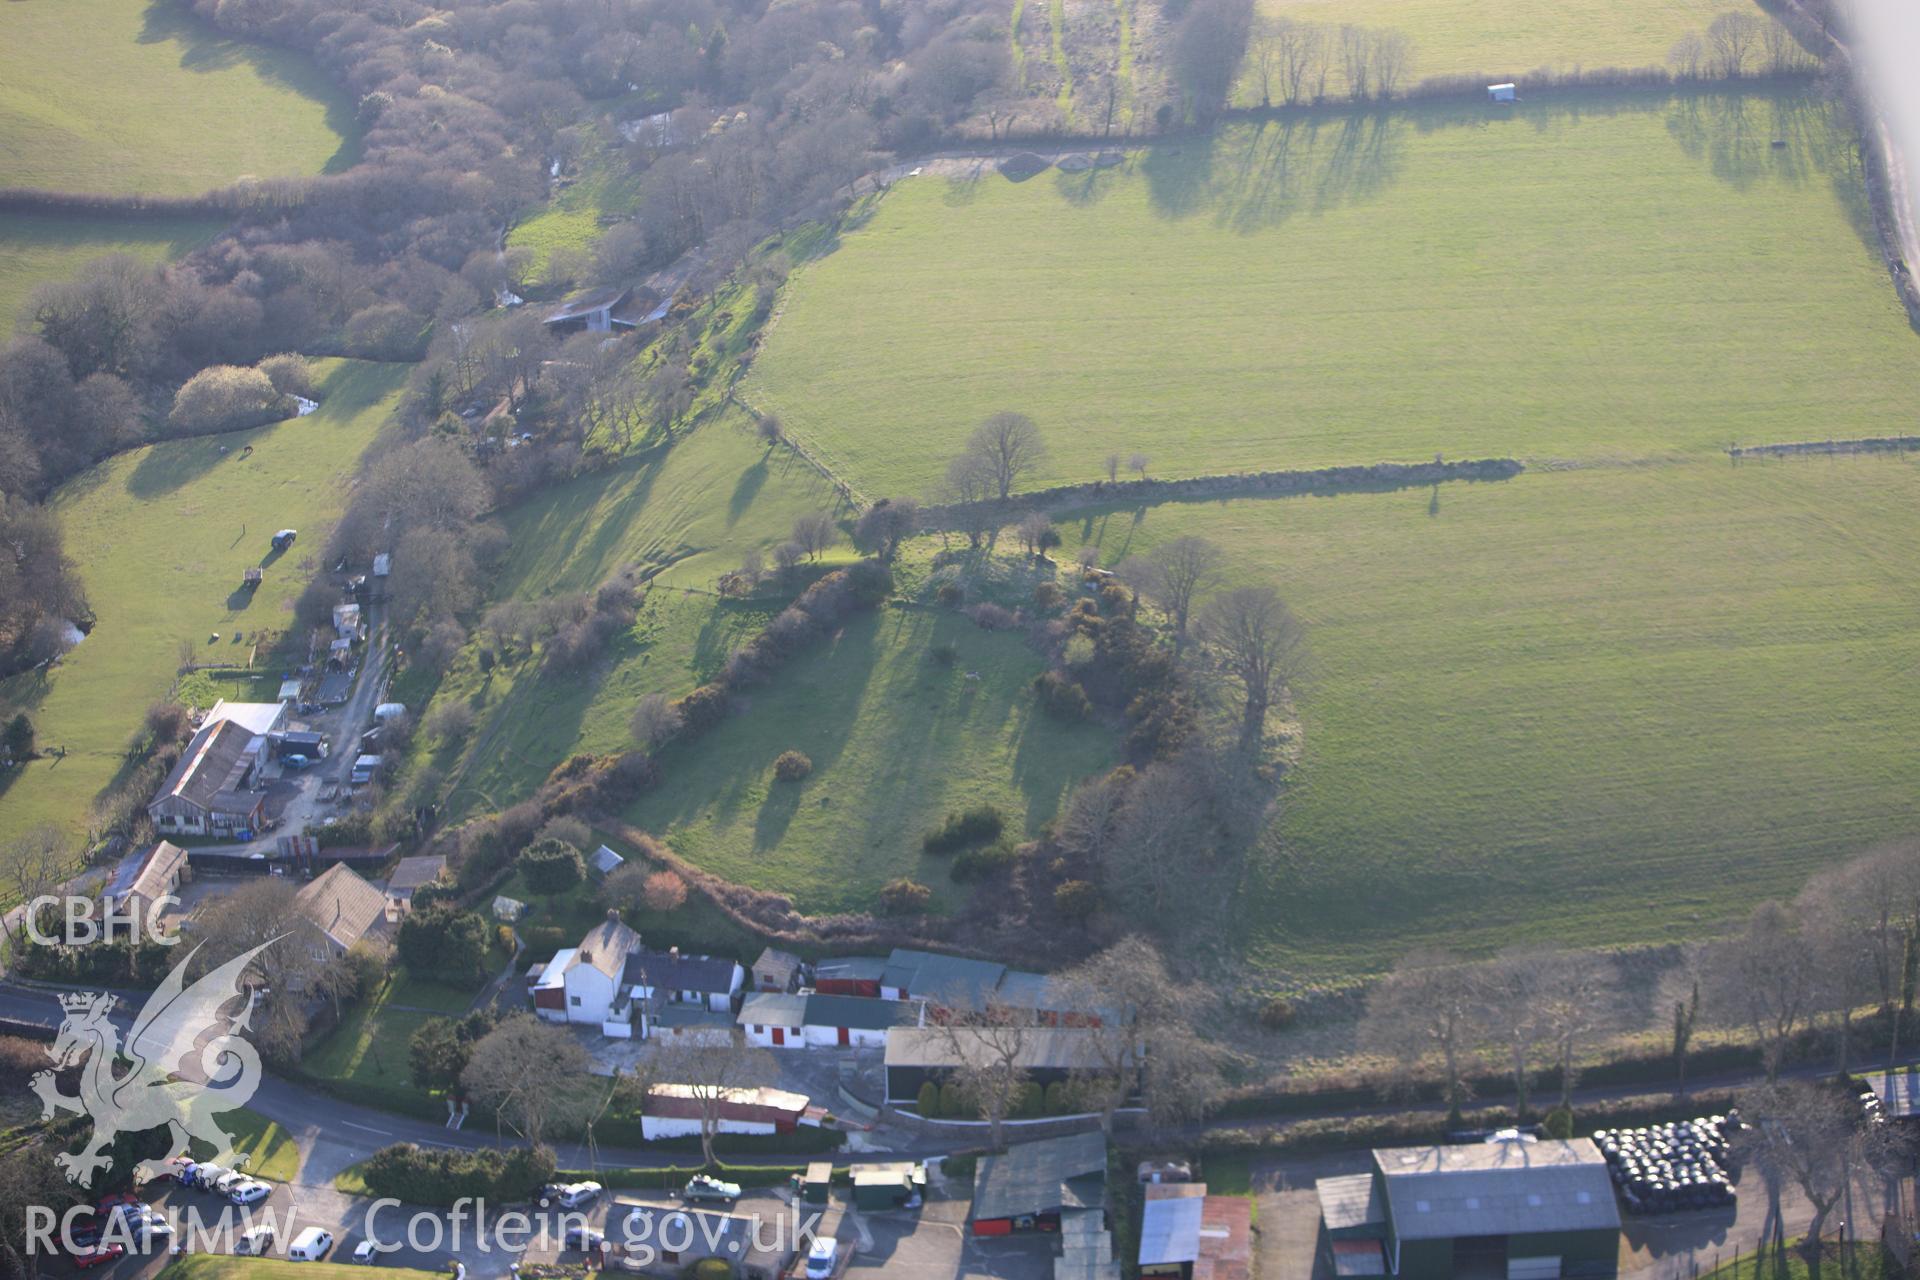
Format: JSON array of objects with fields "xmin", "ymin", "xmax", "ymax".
[
  {"xmin": 639, "ymin": 1116, "xmax": 778, "ymax": 1141},
  {"xmin": 802, "ymin": 1024, "xmax": 889, "ymax": 1049},
  {"xmin": 564, "ymin": 968, "xmax": 617, "ymax": 1023},
  {"xmin": 743, "ymin": 1025, "xmax": 803, "ymax": 1049}
]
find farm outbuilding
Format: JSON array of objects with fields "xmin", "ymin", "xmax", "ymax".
[
  {"xmin": 1489, "ymin": 83, "xmax": 1517, "ymax": 102},
  {"xmin": 970, "ymin": 1131, "xmax": 1109, "ymax": 1235},
  {"xmin": 1317, "ymin": 1139, "xmax": 1620, "ymax": 1280}
]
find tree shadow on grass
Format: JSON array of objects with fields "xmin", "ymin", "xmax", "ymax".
[
  {"xmin": 1140, "ymin": 112, "xmax": 1408, "ymax": 232},
  {"xmin": 138, "ymin": 0, "xmax": 362, "ymax": 174},
  {"xmin": 727, "ymin": 458, "xmax": 768, "ymax": 527}
]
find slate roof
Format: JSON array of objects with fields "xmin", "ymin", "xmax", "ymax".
[
  {"xmin": 625, "ymin": 948, "xmax": 738, "ymax": 995},
  {"xmin": 885, "ymin": 1027, "xmax": 1108, "ymax": 1072},
  {"xmin": 884, "ymin": 948, "xmax": 1006, "ymax": 1008},
  {"xmin": 816, "ymin": 956, "xmax": 888, "ymax": 983},
  {"xmin": 107, "ymin": 841, "xmax": 187, "ymax": 905},
  {"xmin": 384, "ymin": 854, "xmax": 446, "ymax": 896},
  {"xmin": 971, "ymin": 1131, "xmax": 1108, "ymax": 1222},
  {"xmin": 589, "ymin": 844, "xmax": 624, "ymax": 875},
  {"xmin": 152, "ymin": 719, "xmax": 257, "ymax": 815},
  {"xmin": 569, "ymin": 916, "xmax": 642, "ymax": 980},
  {"xmin": 754, "ymin": 946, "xmax": 802, "ymax": 984},
  {"xmin": 803, "ymin": 993, "xmax": 920, "ymax": 1032},
  {"xmin": 1374, "ymin": 1139, "xmax": 1620, "ymax": 1240},
  {"xmin": 739, "ymin": 991, "xmax": 807, "ymax": 1028},
  {"xmin": 295, "ymin": 864, "xmax": 387, "ymax": 950}
]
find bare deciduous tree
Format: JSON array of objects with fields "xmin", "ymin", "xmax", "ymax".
[
  {"xmin": 942, "ymin": 453, "xmax": 997, "ymax": 548},
  {"xmin": 1707, "ymin": 899, "xmax": 1817, "ymax": 1082},
  {"xmin": 1740, "ymin": 1080, "xmax": 1885, "ymax": 1277},
  {"xmin": 1371, "ymin": 29, "xmax": 1414, "ymax": 99},
  {"xmin": 1668, "ymin": 31, "xmax": 1706, "ymax": 78},
  {"xmin": 1103, "ymin": 453, "xmax": 1121, "ymax": 483},
  {"xmin": 1128, "ymin": 536, "xmax": 1224, "ymax": 637},
  {"xmin": 1055, "ymin": 937, "xmax": 1225, "ymax": 1133},
  {"xmin": 1339, "ymin": 24, "xmax": 1372, "ymax": 100},
  {"xmin": 651, "ymin": 1034, "xmax": 778, "ymax": 1167},
  {"xmin": 790, "ymin": 511, "xmax": 838, "ymax": 562},
  {"xmin": 1361, "ymin": 948, "xmax": 1482, "ymax": 1119},
  {"xmin": 930, "ymin": 999, "xmax": 1034, "ymax": 1151},
  {"xmin": 1127, "ymin": 452, "xmax": 1150, "ymax": 479},
  {"xmin": 462, "ymin": 1013, "xmax": 595, "ymax": 1149},
  {"xmin": 965, "ymin": 412, "xmax": 1047, "ymax": 501},
  {"xmin": 1477, "ymin": 948, "xmax": 1550, "ymax": 1120},
  {"xmin": 0, "ymin": 828, "xmax": 68, "ymax": 951},
  {"xmin": 1196, "ymin": 585, "xmax": 1305, "ymax": 740},
  {"xmin": 1707, "ymin": 10, "xmax": 1765, "ymax": 77},
  {"xmin": 1534, "ymin": 948, "xmax": 1621, "ymax": 1110}
]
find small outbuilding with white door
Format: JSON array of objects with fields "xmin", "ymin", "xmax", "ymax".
[{"xmin": 1488, "ymin": 83, "xmax": 1517, "ymax": 102}]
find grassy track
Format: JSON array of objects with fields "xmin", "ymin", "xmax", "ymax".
[
  {"xmin": 1257, "ymin": 0, "xmax": 1752, "ymax": 88},
  {"xmin": 0, "ymin": 0, "xmax": 353, "ymax": 195},
  {"xmin": 0, "ymin": 361, "xmax": 407, "ymax": 844},
  {"xmin": 0, "ymin": 214, "xmax": 221, "ymax": 333},
  {"xmin": 749, "ymin": 90, "xmax": 1916, "ymax": 496},
  {"xmin": 1052, "ymin": 455, "xmax": 1920, "ymax": 977}
]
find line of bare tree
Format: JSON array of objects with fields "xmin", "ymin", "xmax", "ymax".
[
  {"xmin": 1361, "ymin": 839, "xmax": 1920, "ymax": 1125},
  {"xmin": 1669, "ymin": 10, "xmax": 1822, "ymax": 80}
]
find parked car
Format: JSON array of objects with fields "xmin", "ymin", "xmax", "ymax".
[
  {"xmin": 351, "ymin": 1240, "xmax": 380, "ymax": 1264},
  {"xmin": 96, "ymin": 1192, "xmax": 142, "ymax": 1212},
  {"xmin": 552, "ymin": 1182, "xmax": 602, "ymax": 1209},
  {"xmin": 212, "ymin": 1170, "xmax": 250, "ymax": 1194},
  {"xmin": 681, "ymin": 1175, "xmax": 741, "ymax": 1204},
  {"xmin": 71, "ymin": 1244, "xmax": 125, "ymax": 1271},
  {"xmin": 563, "ymin": 1227, "xmax": 605, "ymax": 1252},
  {"xmin": 804, "ymin": 1236, "xmax": 839, "ymax": 1280},
  {"xmin": 228, "ymin": 1179, "xmax": 272, "ymax": 1206},
  {"xmin": 191, "ymin": 1162, "xmax": 230, "ymax": 1190},
  {"xmin": 237, "ymin": 1226, "xmax": 277, "ymax": 1256}
]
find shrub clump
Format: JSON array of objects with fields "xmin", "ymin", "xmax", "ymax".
[
  {"xmin": 1032, "ymin": 671, "xmax": 1092, "ymax": 720},
  {"xmin": 878, "ymin": 878, "xmax": 933, "ymax": 914},
  {"xmin": 168, "ymin": 364, "xmax": 281, "ymax": 434},
  {"xmin": 1259, "ymin": 996, "xmax": 1297, "ymax": 1031},
  {"xmin": 923, "ymin": 803, "xmax": 1005, "ymax": 853},
  {"xmin": 773, "ymin": 750, "xmax": 813, "ymax": 781},
  {"xmin": 360, "ymin": 1143, "xmax": 555, "ymax": 1207},
  {"xmin": 1053, "ymin": 880, "xmax": 1097, "ymax": 920},
  {"xmin": 950, "ymin": 841, "xmax": 1018, "ymax": 882}
]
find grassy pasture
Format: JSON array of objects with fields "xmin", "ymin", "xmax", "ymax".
[
  {"xmin": 748, "ymin": 90, "xmax": 1918, "ymax": 497},
  {"xmin": 506, "ymin": 157, "xmax": 643, "ymax": 286},
  {"xmin": 403, "ymin": 411, "xmax": 1114, "ymax": 913},
  {"xmin": 0, "ymin": 360, "xmax": 407, "ymax": 844},
  {"xmin": 0, "ymin": 0, "xmax": 353, "ymax": 196},
  {"xmin": 0, "ymin": 214, "xmax": 220, "ymax": 334},
  {"xmin": 1254, "ymin": 0, "xmax": 1751, "ymax": 91},
  {"xmin": 1052, "ymin": 455, "xmax": 1920, "ymax": 978},
  {"xmin": 416, "ymin": 414, "xmax": 850, "ymax": 821},
  {"xmin": 619, "ymin": 603, "xmax": 1118, "ymax": 914}
]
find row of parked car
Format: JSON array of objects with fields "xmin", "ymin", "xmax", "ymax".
[{"xmin": 1594, "ymin": 1115, "xmax": 1744, "ymax": 1215}]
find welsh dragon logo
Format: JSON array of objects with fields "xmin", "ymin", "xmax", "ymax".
[{"xmin": 32, "ymin": 940, "xmax": 280, "ymax": 1187}]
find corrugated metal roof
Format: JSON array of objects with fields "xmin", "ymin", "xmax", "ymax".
[
  {"xmin": 1375, "ymin": 1139, "xmax": 1620, "ymax": 1240},
  {"xmin": 972, "ymin": 1132, "xmax": 1107, "ymax": 1222},
  {"xmin": 739, "ymin": 991, "xmax": 807, "ymax": 1027},
  {"xmin": 885, "ymin": 1027, "xmax": 1109, "ymax": 1070},
  {"xmin": 1140, "ymin": 1195, "xmax": 1203, "ymax": 1266},
  {"xmin": 1316, "ymin": 1173, "xmax": 1386, "ymax": 1231}
]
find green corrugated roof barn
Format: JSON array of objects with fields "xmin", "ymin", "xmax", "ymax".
[{"xmin": 1316, "ymin": 1139, "xmax": 1621, "ymax": 1280}]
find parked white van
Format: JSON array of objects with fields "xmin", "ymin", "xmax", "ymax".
[{"xmin": 287, "ymin": 1228, "xmax": 335, "ymax": 1261}]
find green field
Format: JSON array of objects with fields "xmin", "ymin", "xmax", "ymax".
[
  {"xmin": 420, "ymin": 413, "xmax": 850, "ymax": 820},
  {"xmin": 0, "ymin": 0, "xmax": 352, "ymax": 196},
  {"xmin": 405, "ymin": 411, "xmax": 1114, "ymax": 912},
  {"xmin": 1050, "ymin": 455, "xmax": 1920, "ymax": 977},
  {"xmin": 749, "ymin": 91, "xmax": 1916, "ymax": 497},
  {"xmin": 1257, "ymin": 0, "xmax": 1752, "ymax": 88},
  {"xmin": 621, "ymin": 603, "xmax": 1117, "ymax": 913},
  {"xmin": 0, "ymin": 213, "xmax": 220, "ymax": 333},
  {"xmin": 0, "ymin": 360, "xmax": 407, "ymax": 843},
  {"xmin": 506, "ymin": 156, "xmax": 642, "ymax": 285}
]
